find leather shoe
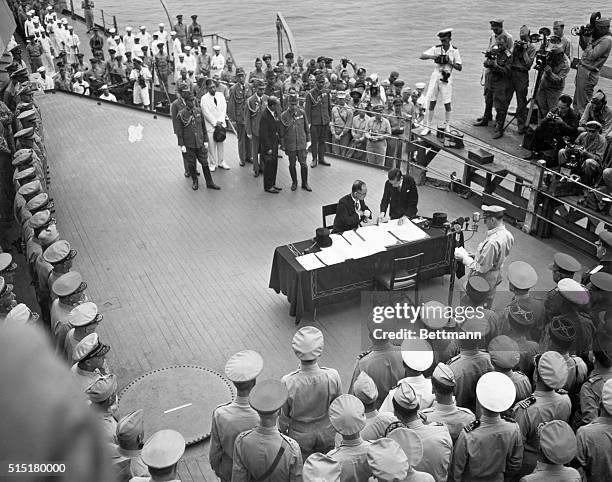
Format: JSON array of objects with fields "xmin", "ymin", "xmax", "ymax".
[
  {"xmin": 492, "ymin": 130, "xmax": 503, "ymax": 139},
  {"xmin": 523, "ymin": 152, "xmax": 536, "ymax": 160},
  {"xmin": 265, "ymin": 188, "xmax": 279, "ymax": 194},
  {"xmin": 473, "ymin": 119, "xmax": 489, "ymax": 127},
  {"xmin": 253, "ymin": 170, "xmax": 260, "ymax": 177},
  {"xmin": 192, "ymin": 181, "xmax": 198, "ymax": 190},
  {"xmin": 184, "ymin": 171, "xmax": 190, "ymax": 178},
  {"xmin": 206, "ymin": 183, "xmax": 221, "ymax": 190},
  {"xmin": 319, "ymin": 160, "xmax": 331, "ymax": 166},
  {"xmin": 239, "ymin": 160, "xmax": 245, "ymax": 166},
  {"xmin": 311, "ymin": 160, "xmax": 318, "ymax": 168},
  {"xmin": 291, "ymin": 183, "xmax": 297, "ymax": 191},
  {"xmin": 302, "ymin": 184, "xmax": 312, "ymax": 192},
  {"xmin": 196, "ymin": 171, "xmax": 201, "ymax": 176},
  {"xmin": 273, "ymin": 186, "xmax": 283, "ymax": 191}
]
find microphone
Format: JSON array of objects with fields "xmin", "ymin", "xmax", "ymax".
[{"xmin": 451, "ymin": 216, "xmax": 470, "ymax": 231}]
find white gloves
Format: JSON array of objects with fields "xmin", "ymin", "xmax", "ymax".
[
  {"xmin": 363, "ymin": 210, "xmax": 371, "ymax": 219},
  {"xmin": 180, "ymin": 145, "xmax": 186, "ymax": 153},
  {"xmin": 454, "ymin": 247, "xmax": 474, "ymax": 265}
]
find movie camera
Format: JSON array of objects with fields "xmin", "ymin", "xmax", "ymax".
[{"xmin": 571, "ymin": 12, "xmax": 601, "ymax": 36}]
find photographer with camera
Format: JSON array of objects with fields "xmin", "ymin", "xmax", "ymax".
[
  {"xmin": 579, "ymin": 90, "xmax": 612, "ymax": 139},
  {"xmin": 481, "ymin": 41, "xmax": 512, "ymax": 139},
  {"xmin": 418, "ymin": 28, "xmax": 462, "ymax": 135},
  {"xmin": 535, "ymin": 40, "xmax": 570, "ymax": 117},
  {"xmin": 558, "ymin": 120, "xmax": 607, "ymax": 186},
  {"xmin": 508, "ymin": 26, "xmax": 537, "ymax": 134},
  {"xmin": 552, "ymin": 20, "xmax": 572, "ymax": 58},
  {"xmin": 574, "ymin": 15, "xmax": 612, "ymax": 114}
]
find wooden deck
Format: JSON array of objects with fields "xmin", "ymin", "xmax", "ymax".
[{"xmin": 37, "ymin": 90, "xmax": 597, "ymax": 480}]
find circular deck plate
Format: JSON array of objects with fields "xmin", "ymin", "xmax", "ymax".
[{"xmin": 118, "ymin": 365, "xmax": 234, "ymax": 445}]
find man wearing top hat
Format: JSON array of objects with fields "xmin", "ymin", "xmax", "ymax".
[
  {"xmin": 574, "ymin": 16, "xmax": 612, "ymax": 114},
  {"xmin": 332, "ymin": 180, "xmax": 372, "ymax": 233},
  {"xmin": 210, "ymin": 350, "xmax": 262, "ymax": 482},
  {"xmin": 232, "ymin": 379, "xmax": 303, "ymax": 481},
  {"xmin": 132, "ymin": 429, "xmax": 185, "ymax": 481},
  {"xmin": 454, "ymin": 205, "xmax": 514, "ymax": 308},
  {"xmin": 419, "ymin": 28, "xmax": 462, "ymax": 136}
]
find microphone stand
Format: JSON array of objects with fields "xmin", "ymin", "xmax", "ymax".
[{"xmin": 446, "ymin": 219, "xmax": 479, "ymax": 306}]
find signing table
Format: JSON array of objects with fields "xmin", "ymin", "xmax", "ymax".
[{"xmin": 269, "ymin": 219, "xmax": 453, "ymax": 322}]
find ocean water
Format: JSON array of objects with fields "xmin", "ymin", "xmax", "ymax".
[{"xmin": 93, "ymin": 0, "xmax": 610, "ymax": 116}]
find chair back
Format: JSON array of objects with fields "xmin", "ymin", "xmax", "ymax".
[
  {"xmin": 390, "ymin": 252, "xmax": 423, "ymax": 290},
  {"xmin": 322, "ymin": 203, "xmax": 338, "ymax": 230}
]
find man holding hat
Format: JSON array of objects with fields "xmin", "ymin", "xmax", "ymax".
[
  {"xmin": 63, "ymin": 301, "xmax": 103, "ymax": 363},
  {"xmin": 233, "ymin": 379, "xmax": 302, "ymax": 481},
  {"xmin": 326, "ymin": 394, "xmax": 372, "ymax": 481},
  {"xmin": 420, "ymin": 363, "xmax": 475, "ymax": 443},
  {"xmin": 574, "ymin": 16, "xmax": 612, "ymax": 114},
  {"xmin": 228, "ymin": 68, "xmax": 249, "ymax": 167},
  {"xmin": 303, "ymin": 452, "xmax": 341, "ymax": 481},
  {"xmin": 71, "ymin": 332, "xmax": 111, "ymax": 391},
  {"xmin": 488, "ymin": 335, "xmax": 532, "ymax": 405},
  {"xmin": 305, "ymin": 70, "xmax": 332, "ymax": 168},
  {"xmin": 388, "ymin": 380, "xmax": 452, "ymax": 482},
  {"xmin": 535, "ymin": 38, "xmax": 570, "ymax": 117},
  {"xmin": 576, "ymin": 378, "xmax": 612, "ymax": 481},
  {"xmin": 280, "ymin": 90, "xmax": 312, "ymax": 191},
  {"xmin": 454, "ymin": 205, "xmax": 514, "ymax": 307},
  {"xmin": 259, "ymin": 95, "xmax": 282, "ymax": 193},
  {"xmin": 512, "ymin": 351, "xmax": 571, "ymax": 476},
  {"xmin": 133, "ymin": 429, "xmax": 185, "ymax": 481},
  {"xmin": 201, "ymin": 78, "xmax": 230, "ymax": 171},
  {"xmin": 209, "ymin": 350, "xmax": 262, "ymax": 482},
  {"xmin": 330, "ymin": 89, "xmax": 353, "ymax": 157},
  {"xmin": 50, "ymin": 271, "xmax": 87, "ymax": 355},
  {"xmin": 451, "ymin": 372, "xmax": 522, "ymax": 481},
  {"xmin": 113, "ymin": 409, "xmax": 149, "ymax": 479},
  {"xmin": 279, "ymin": 326, "xmax": 341, "ymax": 458},
  {"xmin": 419, "ymin": 28, "xmax": 462, "ymax": 135},
  {"xmin": 85, "ymin": 373, "xmax": 119, "ymax": 443},
  {"xmin": 520, "ymin": 420, "xmax": 580, "ymax": 481}
]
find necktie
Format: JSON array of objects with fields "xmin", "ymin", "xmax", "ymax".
[
  {"xmin": 355, "ymin": 201, "xmax": 360, "ymax": 213},
  {"xmin": 214, "ymin": 97, "xmax": 217, "ymax": 106}
]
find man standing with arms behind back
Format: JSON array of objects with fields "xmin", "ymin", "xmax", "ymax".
[
  {"xmin": 280, "ymin": 92, "xmax": 312, "ymax": 192},
  {"xmin": 259, "ymin": 96, "xmax": 282, "ymax": 194},
  {"xmin": 305, "ymin": 70, "xmax": 332, "ymax": 168}
]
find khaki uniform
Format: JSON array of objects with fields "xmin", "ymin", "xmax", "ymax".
[
  {"xmin": 232, "ymin": 426, "xmax": 302, "ymax": 482},
  {"xmin": 403, "ymin": 418, "xmax": 452, "ymax": 482},
  {"xmin": 576, "ymin": 416, "xmax": 612, "ymax": 481},
  {"xmin": 327, "ymin": 437, "xmax": 372, "ymax": 482},
  {"xmin": 421, "ymin": 402, "xmax": 476, "ymax": 443},
  {"xmin": 209, "ymin": 396, "xmax": 259, "ymax": 481},
  {"xmin": 451, "ymin": 415, "xmax": 523, "ymax": 482},
  {"xmin": 279, "ymin": 364, "xmax": 342, "ymax": 456},
  {"xmin": 379, "ymin": 375, "xmax": 434, "ymax": 413},
  {"xmin": 334, "ymin": 410, "xmax": 397, "ymax": 447},
  {"xmin": 574, "ymin": 368, "xmax": 612, "ymax": 428},
  {"xmin": 519, "ymin": 460, "xmax": 581, "ymax": 481},
  {"xmin": 448, "ymin": 350, "xmax": 494, "ymax": 413},
  {"xmin": 509, "ymin": 370, "xmax": 533, "ymax": 404},
  {"xmin": 227, "ymin": 82, "xmax": 248, "ymax": 164}
]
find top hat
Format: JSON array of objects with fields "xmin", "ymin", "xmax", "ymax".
[
  {"xmin": 431, "ymin": 212, "xmax": 448, "ymax": 228},
  {"xmin": 314, "ymin": 228, "xmax": 332, "ymax": 248}
]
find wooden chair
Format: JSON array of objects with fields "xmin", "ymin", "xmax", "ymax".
[
  {"xmin": 375, "ymin": 253, "xmax": 424, "ymax": 305},
  {"xmin": 322, "ymin": 203, "xmax": 338, "ymax": 230}
]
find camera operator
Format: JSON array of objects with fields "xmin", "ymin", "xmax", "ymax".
[
  {"xmin": 524, "ymin": 94, "xmax": 579, "ymax": 164},
  {"xmin": 558, "ymin": 120, "xmax": 607, "ymax": 186},
  {"xmin": 552, "ymin": 20, "xmax": 572, "ymax": 58},
  {"xmin": 574, "ymin": 16, "xmax": 612, "ymax": 114},
  {"xmin": 579, "ymin": 90, "xmax": 612, "ymax": 140},
  {"xmin": 474, "ymin": 19, "xmax": 513, "ymax": 127},
  {"xmin": 418, "ymin": 27, "xmax": 462, "ymax": 135},
  {"xmin": 535, "ymin": 40, "xmax": 570, "ymax": 117},
  {"xmin": 508, "ymin": 26, "xmax": 536, "ymax": 134},
  {"xmin": 481, "ymin": 41, "xmax": 512, "ymax": 139}
]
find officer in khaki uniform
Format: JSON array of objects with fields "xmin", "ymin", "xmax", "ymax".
[
  {"xmin": 512, "ymin": 351, "xmax": 571, "ymax": 478},
  {"xmin": 582, "ymin": 230, "xmax": 612, "ymax": 285},
  {"xmin": 63, "ymin": 302, "xmax": 103, "ymax": 364},
  {"xmin": 304, "ymin": 69, "xmax": 332, "ymax": 168},
  {"xmin": 420, "ymin": 363, "xmax": 475, "ymax": 443},
  {"xmin": 576, "ymin": 378, "xmax": 612, "ymax": 481},
  {"xmin": 0, "ymin": 277, "xmax": 17, "ymax": 323},
  {"xmin": 71, "ymin": 332, "xmax": 111, "ymax": 392},
  {"xmin": 388, "ymin": 380, "xmax": 452, "ymax": 482},
  {"xmin": 368, "ymin": 435, "xmax": 434, "ymax": 482},
  {"xmin": 232, "ymin": 379, "xmax": 302, "ymax": 481},
  {"xmin": 130, "ymin": 429, "xmax": 185, "ymax": 481},
  {"xmin": 451, "ymin": 372, "xmax": 523, "ymax": 482},
  {"xmin": 44, "ymin": 239, "xmax": 77, "ymax": 302},
  {"xmin": 209, "ymin": 350, "xmax": 261, "ymax": 482},
  {"xmin": 50, "ymin": 271, "xmax": 87, "ymax": 355},
  {"xmin": 279, "ymin": 326, "xmax": 342, "ymax": 458},
  {"xmin": 326, "ymin": 394, "xmax": 372, "ymax": 481},
  {"xmin": 85, "ymin": 373, "xmax": 119, "ymax": 444},
  {"xmin": 546, "ymin": 316, "xmax": 587, "ymax": 399},
  {"xmin": 227, "ymin": 67, "xmax": 249, "ymax": 166},
  {"xmin": 520, "ymin": 420, "xmax": 580, "ymax": 481},
  {"xmin": 113, "ymin": 409, "xmax": 149, "ymax": 480},
  {"xmin": 488, "ymin": 335, "xmax": 532, "ymax": 405},
  {"xmin": 302, "ymin": 452, "xmax": 341, "ymax": 481}
]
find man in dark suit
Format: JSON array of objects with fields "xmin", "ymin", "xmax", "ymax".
[
  {"xmin": 332, "ymin": 180, "xmax": 372, "ymax": 233},
  {"xmin": 259, "ymin": 96, "xmax": 282, "ymax": 193},
  {"xmin": 379, "ymin": 168, "xmax": 418, "ymax": 222}
]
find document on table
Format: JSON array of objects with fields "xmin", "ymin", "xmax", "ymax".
[
  {"xmin": 296, "ymin": 253, "xmax": 326, "ymax": 271},
  {"xmin": 357, "ymin": 225, "xmax": 399, "ymax": 248},
  {"xmin": 385, "ymin": 219, "xmax": 429, "ymax": 242}
]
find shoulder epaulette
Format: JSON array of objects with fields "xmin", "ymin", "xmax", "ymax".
[
  {"xmin": 448, "ymin": 354, "xmax": 461, "ymax": 364},
  {"xmin": 213, "ymin": 401, "xmax": 232, "ymax": 411},
  {"xmin": 464, "ymin": 420, "xmax": 480, "ymax": 432},
  {"xmin": 555, "ymin": 388, "xmax": 569, "ymax": 395},
  {"xmin": 587, "ymin": 375, "xmax": 602, "ymax": 384},
  {"xmin": 421, "ymin": 407, "xmax": 434, "ymax": 413},
  {"xmin": 515, "ymin": 371, "xmax": 527, "ymax": 376},
  {"xmin": 357, "ymin": 350, "xmax": 371, "ymax": 360},
  {"xmin": 501, "ymin": 414, "xmax": 516, "ymax": 423},
  {"xmin": 384, "ymin": 420, "xmax": 408, "ymax": 436},
  {"xmin": 516, "ymin": 395, "xmax": 536, "ymax": 410},
  {"xmin": 457, "ymin": 407, "xmax": 474, "ymax": 414},
  {"xmin": 235, "ymin": 429, "xmax": 254, "ymax": 442}
]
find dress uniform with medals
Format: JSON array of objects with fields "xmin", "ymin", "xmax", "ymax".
[
  {"xmin": 302, "ymin": 452, "xmax": 341, "ymax": 482},
  {"xmin": 455, "ymin": 205, "xmax": 514, "ymax": 307},
  {"xmin": 209, "ymin": 350, "xmax": 261, "ymax": 482},
  {"xmin": 326, "ymin": 394, "xmax": 372, "ymax": 482},
  {"xmin": 420, "ymin": 363, "xmax": 475, "ymax": 443},
  {"xmin": 582, "ymin": 230, "xmax": 612, "ymax": 285},
  {"xmin": 279, "ymin": 326, "xmax": 342, "ymax": 457},
  {"xmin": 451, "ymin": 372, "xmax": 523, "ymax": 482},
  {"xmin": 130, "ymin": 429, "xmax": 185, "ymax": 481},
  {"xmin": 512, "ymin": 351, "xmax": 571, "ymax": 477},
  {"xmin": 232, "ymin": 379, "xmax": 303, "ymax": 481},
  {"xmin": 520, "ymin": 420, "xmax": 580, "ymax": 481},
  {"xmin": 576, "ymin": 378, "xmax": 612, "ymax": 481},
  {"xmin": 227, "ymin": 68, "xmax": 249, "ymax": 166}
]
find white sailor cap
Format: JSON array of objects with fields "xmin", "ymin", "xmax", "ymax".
[
  {"xmin": 126, "ymin": 26, "xmax": 133, "ymax": 31},
  {"xmin": 141, "ymin": 430, "xmax": 185, "ymax": 469},
  {"xmin": 139, "ymin": 25, "xmax": 146, "ymax": 30},
  {"xmin": 437, "ymin": 28, "xmax": 453, "ymax": 38},
  {"xmin": 37, "ymin": 66, "xmax": 46, "ymax": 73},
  {"xmin": 292, "ymin": 326, "xmax": 324, "ymax": 360},
  {"xmin": 476, "ymin": 372, "xmax": 515, "ymax": 412},
  {"xmin": 170, "ymin": 30, "xmax": 176, "ymax": 35},
  {"xmin": 303, "ymin": 453, "xmax": 341, "ymax": 482},
  {"xmin": 158, "ymin": 23, "xmax": 164, "ymax": 27},
  {"xmin": 328, "ymin": 394, "xmax": 366, "ymax": 435},
  {"xmin": 213, "ymin": 45, "xmax": 221, "ymax": 51},
  {"xmin": 414, "ymin": 82, "xmax": 426, "ymax": 89},
  {"xmin": 109, "ymin": 27, "xmax": 116, "ymax": 33},
  {"xmin": 74, "ymin": 71, "xmax": 82, "ymax": 78},
  {"xmin": 101, "ymin": 84, "xmax": 109, "ymax": 89},
  {"xmin": 224, "ymin": 350, "xmax": 263, "ymax": 382}
]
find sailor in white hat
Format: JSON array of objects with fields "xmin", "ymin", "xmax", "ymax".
[
  {"xmin": 156, "ymin": 22, "xmax": 168, "ymax": 46},
  {"xmin": 419, "ymin": 363, "xmax": 475, "ymax": 443},
  {"xmin": 209, "ymin": 350, "xmax": 263, "ymax": 482},
  {"xmin": 70, "ymin": 332, "xmax": 111, "ymax": 392},
  {"xmin": 99, "ymin": 84, "xmax": 117, "ymax": 102},
  {"xmin": 451, "ymin": 372, "xmax": 522, "ymax": 482},
  {"xmin": 138, "ymin": 429, "xmax": 185, "ymax": 481},
  {"xmin": 454, "ymin": 204, "xmax": 514, "ymax": 307},
  {"xmin": 379, "ymin": 338, "xmax": 435, "ymax": 413},
  {"xmin": 280, "ymin": 326, "xmax": 342, "ymax": 458},
  {"xmin": 210, "ymin": 44, "xmax": 225, "ymax": 77},
  {"xmin": 233, "ymin": 379, "xmax": 303, "ymax": 480},
  {"xmin": 85, "ymin": 373, "xmax": 119, "ymax": 443},
  {"xmin": 326, "ymin": 394, "xmax": 371, "ymax": 480},
  {"xmin": 303, "ymin": 452, "xmax": 341, "ymax": 482},
  {"xmin": 576, "ymin": 378, "xmax": 612, "ymax": 481},
  {"xmin": 388, "ymin": 379, "xmax": 452, "ymax": 482},
  {"xmin": 136, "ymin": 25, "xmax": 151, "ymax": 48}
]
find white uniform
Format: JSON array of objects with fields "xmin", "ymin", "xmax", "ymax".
[
  {"xmin": 39, "ymin": 37, "xmax": 55, "ymax": 74},
  {"xmin": 210, "ymin": 53, "xmax": 225, "ymax": 76},
  {"xmin": 65, "ymin": 32, "xmax": 80, "ymax": 64},
  {"xmin": 130, "ymin": 67, "xmax": 152, "ymax": 106},
  {"xmin": 424, "ymin": 44, "xmax": 461, "ymax": 104},
  {"xmin": 100, "ymin": 92, "xmax": 117, "ymax": 102},
  {"xmin": 171, "ymin": 37, "xmax": 182, "ymax": 60},
  {"xmin": 123, "ymin": 33, "xmax": 135, "ymax": 53},
  {"xmin": 201, "ymin": 92, "xmax": 227, "ymax": 168}
]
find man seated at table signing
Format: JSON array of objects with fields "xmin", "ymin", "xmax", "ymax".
[
  {"xmin": 332, "ymin": 180, "xmax": 372, "ymax": 233},
  {"xmin": 378, "ymin": 168, "xmax": 419, "ymax": 224}
]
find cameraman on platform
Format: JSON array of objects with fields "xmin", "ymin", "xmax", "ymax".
[
  {"xmin": 508, "ymin": 26, "xmax": 536, "ymax": 134},
  {"xmin": 574, "ymin": 16, "xmax": 612, "ymax": 114},
  {"xmin": 558, "ymin": 120, "xmax": 607, "ymax": 186},
  {"xmin": 482, "ymin": 40, "xmax": 512, "ymax": 139},
  {"xmin": 535, "ymin": 39, "xmax": 570, "ymax": 117}
]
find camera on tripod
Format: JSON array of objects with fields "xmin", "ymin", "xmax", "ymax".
[
  {"xmin": 571, "ymin": 11, "xmax": 601, "ymax": 36},
  {"xmin": 534, "ymin": 50, "xmax": 551, "ymax": 70}
]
